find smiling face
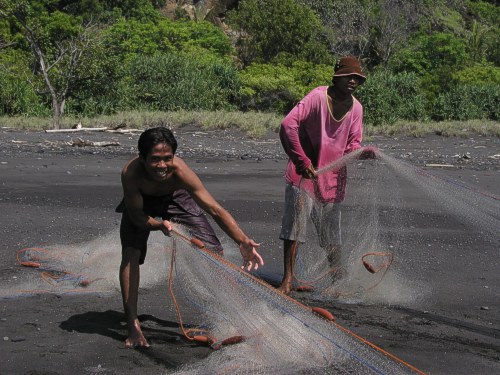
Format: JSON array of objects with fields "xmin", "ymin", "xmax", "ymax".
[{"xmin": 142, "ymin": 142, "xmax": 174, "ymax": 182}]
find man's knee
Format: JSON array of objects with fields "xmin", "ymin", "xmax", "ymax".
[
  {"xmin": 326, "ymin": 245, "xmax": 341, "ymax": 265},
  {"xmin": 121, "ymin": 247, "xmax": 142, "ymax": 267}
]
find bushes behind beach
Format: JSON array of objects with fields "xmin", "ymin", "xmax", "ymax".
[{"xmin": 0, "ymin": 0, "xmax": 498, "ymax": 126}]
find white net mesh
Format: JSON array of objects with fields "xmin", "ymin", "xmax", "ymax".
[
  {"xmin": 166, "ymin": 226, "xmax": 420, "ymax": 374},
  {"xmin": 288, "ymin": 148, "xmax": 499, "ymax": 306}
]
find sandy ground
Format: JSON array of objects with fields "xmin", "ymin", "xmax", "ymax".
[{"xmin": 0, "ymin": 127, "xmax": 499, "ymax": 374}]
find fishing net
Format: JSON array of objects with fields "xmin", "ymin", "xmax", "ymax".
[
  {"xmin": 289, "ymin": 147, "xmax": 499, "ymax": 305},
  {"xmin": 4, "ymin": 231, "xmax": 124, "ymax": 298},
  {"xmin": 165, "ymin": 225, "xmax": 422, "ymax": 374},
  {"xmin": 5, "ymin": 224, "xmax": 424, "ymax": 374},
  {"xmin": 165, "ymin": 146, "xmax": 498, "ymax": 373}
]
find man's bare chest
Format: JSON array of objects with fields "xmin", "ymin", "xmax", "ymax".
[{"xmin": 139, "ymin": 177, "xmax": 179, "ymax": 197}]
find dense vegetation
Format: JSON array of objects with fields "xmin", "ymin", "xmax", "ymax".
[{"xmin": 0, "ymin": 0, "xmax": 498, "ymax": 129}]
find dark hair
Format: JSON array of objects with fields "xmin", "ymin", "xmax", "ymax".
[{"xmin": 138, "ymin": 127, "xmax": 178, "ymax": 158}]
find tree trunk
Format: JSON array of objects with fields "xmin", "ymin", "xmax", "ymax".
[
  {"xmin": 51, "ymin": 98, "xmax": 61, "ymax": 130},
  {"xmin": 50, "ymin": 97, "xmax": 65, "ymax": 130}
]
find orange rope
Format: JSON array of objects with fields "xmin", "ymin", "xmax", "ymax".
[
  {"xmin": 167, "ymin": 235, "xmax": 215, "ymax": 345},
  {"xmin": 332, "ymin": 322, "xmax": 427, "ymax": 375}
]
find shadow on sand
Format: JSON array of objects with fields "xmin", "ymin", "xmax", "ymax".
[{"xmin": 59, "ymin": 310, "xmax": 211, "ymax": 369}]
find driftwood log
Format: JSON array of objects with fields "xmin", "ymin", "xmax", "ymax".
[
  {"xmin": 45, "ymin": 126, "xmax": 142, "ymax": 134},
  {"xmin": 68, "ymin": 137, "xmax": 120, "ymax": 147}
]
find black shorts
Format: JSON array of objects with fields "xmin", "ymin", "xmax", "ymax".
[{"xmin": 117, "ymin": 189, "xmax": 223, "ymax": 264}]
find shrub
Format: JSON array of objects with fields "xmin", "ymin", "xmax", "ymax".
[
  {"xmin": 67, "ymin": 18, "xmax": 236, "ymax": 116},
  {"xmin": 0, "ymin": 69, "xmax": 48, "ymax": 116},
  {"xmin": 389, "ymin": 32, "xmax": 469, "ymax": 95},
  {"xmin": 238, "ymin": 61, "xmax": 332, "ymax": 113},
  {"xmin": 452, "ymin": 63, "xmax": 500, "ymax": 85},
  {"xmin": 356, "ymin": 70, "xmax": 429, "ymax": 126},
  {"xmin": 432, "ymin": 83, "xmax": 499, "ymax": 121},
  {"xmin": 104, "ymin": 18, "xmax": 234, "ymax": 61},
  {"xmin": 119, "ymin": 53, "xmax": 240, "ymax": 111}
]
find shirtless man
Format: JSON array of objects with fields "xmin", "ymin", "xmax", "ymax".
[{"xmin": 117, "ymin": 127, "xmax": 264, "ymax": 348}]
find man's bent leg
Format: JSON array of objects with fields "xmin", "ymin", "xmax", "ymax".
[
  {"xmin": 278, "ymin": 239, "xmax": 298, "ymax": 295},
  {"xmin": 120, "ymin": 247, "xmax": 149, "ymax": 348}
]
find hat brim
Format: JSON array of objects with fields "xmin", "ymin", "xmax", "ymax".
[{"xmin": 334, "ymin": 72, "xmax": 366, "ymax": 84}]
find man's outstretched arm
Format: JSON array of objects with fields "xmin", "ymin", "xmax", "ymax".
[{"xmin": 176, "ymin": 159, "xmax": 264, "ymax": 270}]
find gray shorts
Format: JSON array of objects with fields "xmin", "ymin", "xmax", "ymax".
[{"xmin": 279, "ymin": 183, "xmax": 341, "ymax": 247}]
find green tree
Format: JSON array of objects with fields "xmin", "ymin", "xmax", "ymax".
[
  {"xmin": 104, "ymin": 17, "xmax": 234, "ymax": 62},
  {"xmin": 0, "ymin": 0, "xmax": 105, "ymax": 128},
  {"xmin": 49, "ymin": 0, "xmax": 163, "ymax": 22},
  {"xmin": 238, "ymin": 60, "xmax": 332, "ymax": 113},
  {"xmin": 298, "ymin": 0, "xmax": 372, "ymax": 58},
  {"xmin": 357, "ymin": 70, "xmax": 429, "ymax": 125},
  {"xmin": 390, "ymin": 32, "xmax": 468, "ymax": 95},
  {"xmin": 452, "ymin": 62, "xmax": 500, "ymax": 85},
  {"xmin": 467, "ymin": 1, "xmax": 500, "ymax": 65},
  {"xmin": 227, "ymin": 0, "xmax": 331, "ymax": 65}
]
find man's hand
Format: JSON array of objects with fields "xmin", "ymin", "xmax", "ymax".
[
  {"xmin": 239, "ymin": 239, "xmax": 264, "ymax": 271},
  {"xmin": 358, "ymin": 147, "xmax": 378, "ymax": 160},
  {"xmin": 160, "ymin": 219, "xmax": 173, "ymax": 236},
  {"xmin": 300, "ymin": 164, "xmax": 317, "ymax": 179}
]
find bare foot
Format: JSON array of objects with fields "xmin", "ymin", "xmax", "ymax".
[
  {"xmin": 277, "ymin": 280, "xmax": 292, "ymax": 295},
  {"xmin": 125, "ymin": 319, "xmax": 150, "ymax": 348}
]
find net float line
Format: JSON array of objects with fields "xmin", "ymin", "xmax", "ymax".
[
  {"xmin": 15, "ymin": 247, "xmax": 105, "ymax": 294},
  {"xmin": 17, "ymin": 247, "xmax": 59, "ymax": 268},
  {"xmin": 362, "ymin": 252, "xmax": 394, "ymax": 275},
  {"xmin": 311, "ymin": 307, "xmax": 336, "ymax": 321},
  {"xmin": 291, "ymin": 248, "xmax": 395, "ymax": 299},
  {"xmin": 169, "ymin": 228, "xmax": 427, "ymax": 375},
  {"xmin": 329, "ymin": 251, "xmax": 395, "ymax": 300},
  {"xmin": 292, "ymin": 264, "xmax": 342, "ymax": 290},
  {"xmin": 40, "ymin": 270, "xmax": 104, "ymax": 288},
  {"xmin": 168, "ymin": 230, "xmax": 244, "ymax": 350}
]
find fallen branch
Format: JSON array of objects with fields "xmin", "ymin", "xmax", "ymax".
[
  {"xmin": 104, "ymin": 128, "xmax": 143, "ymax": 134},
  {"xmin": 424, "ymin": 163, "xmax": 456, "ymax": 168},
  {"xmin": 46, "ymin": 127, "xmax": 108, "ymax": 133},
  {"xmin": 69, "ymin": 138, "xmax": 120, "ymax": 147},
  {"xmin": 45, "ymin": 127, "xmax": 143, "ymax": 134}
]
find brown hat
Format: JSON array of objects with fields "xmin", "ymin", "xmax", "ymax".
[{"xmin": 334, "ymin": 56, "xmax": 366, "ymax": 83}]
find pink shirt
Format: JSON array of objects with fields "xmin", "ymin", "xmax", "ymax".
[{"xmin": 280, "ymin": 86, "xmax": 363, "ymax": 202}]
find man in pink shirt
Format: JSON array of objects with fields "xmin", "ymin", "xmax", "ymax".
[{"xmin": 278, "ymin": 56, "xmax": 372, "ymax": 294}]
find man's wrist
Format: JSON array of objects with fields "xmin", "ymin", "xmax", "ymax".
[
  {"xmin": 238, "ymin": 237, "xmax": 250, "ymax": 248},
  {"xmin": 146, "ymin": 218, "xmax": 163, "ymax": 231}
]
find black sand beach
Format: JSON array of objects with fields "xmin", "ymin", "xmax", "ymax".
[{"xmin": 0, "ymin": 127, "xmax": 499, "ymax": 374}]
